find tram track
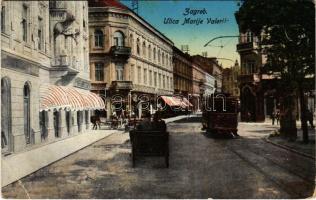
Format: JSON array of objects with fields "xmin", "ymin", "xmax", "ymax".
[{"xmin": 220, "ymin": 138, "xmax": 315, "ymax": 198}]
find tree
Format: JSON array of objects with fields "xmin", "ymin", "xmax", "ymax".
[{"xmin": 236, "ymin": 0, "xmax": 315, "ymax": 142}]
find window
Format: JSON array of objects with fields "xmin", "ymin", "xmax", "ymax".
[
  {"xmin": 148, "ymin": 45, "xmax": 151, "ymax": 59},
  {"xmin": 153, "ymin": 48, "xmax": 156, "ymax": 61},
  {"xmin": 116, "ymin": 63, "xmax": 124, "ymax": 81},
  {"xmin": 159, "ymin": 74, "xmax": 161, "ymax": 88},
  {"xmin": 144, "ymin": 69, "xmax": 147, "ymax": 85},
  {"xmin": 136, "ymin": 38, "xmax": 140, "ymax": 55},
  {"xmin": 22, "ymin": 5, "xmax": 28, "ymax": 42},
  {"xmin": 114, "ymin": 31, "xmax": 124, "ymax": 46},
  {"xmin": 1, "ymin": 6, "xmax": 5, "ymax": 33},
  {"xmin": 95, "ymin": 62, "xmax": 104, "ymax": 81},
  {"xmin": 38, "ymin": 17, "xmax": 43, "ymax": 50},
  {"xmin": 149, "ymin": 70, "xmax": 152, "ymax": 86},
  {"xmin": 154, "ymin": 72, "xmax": 157, "ymax": 87},
  {"xmin": 142, "ymin": 41, "xmax": 146, "ymax": 57},
  {"xmin": 163, "ymin": 75, "xmax": 165, "ymax": 88},
  {"xmin": 1, "ymin": 77, "xmax": 11, "ymax": 152},
  {"xmin": 129, "ymin": 34, "xmax": 133, "ymax": 50},
  {"xmin": 40, "ymin": 111, "xmax": 48, "ymax": 141},
  {"xmin": 166, "ymin": 76, "xmax": 169, "ymax": 89},
  {"xmin": 162, "ymin": 52, "xmax": 165, "ymax": 65},
  {"xmin": 24, "ymin": 83, "xmax": 31, "ymax": 144},
  {"xmin": 158, "ymin": 50, "xmax": 161, "ymax": 63},
  {"xmin": 166, "ymin": 55, "xmax": 168, "ymax": 66},
  {"xmin": 246, "ymin": 32, "xmax": 253, "ymax": 43},
  {"xmin": 94, "ymin": 29, "xmax": 104, "ymax": 47},
  {"xmin": 137, "ymin": 66, "xmax": 141, "ymax": 84}
]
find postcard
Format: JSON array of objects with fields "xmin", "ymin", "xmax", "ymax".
[{"xmin": 1, "ymin": 0, "xmax": 315, "ymax": 199}]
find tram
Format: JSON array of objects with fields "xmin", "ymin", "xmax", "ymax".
[{"xmin": 202, "ymin": 94, "xmax": 239, "ymax": 138}]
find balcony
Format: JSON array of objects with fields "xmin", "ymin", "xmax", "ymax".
[
  {"xmin": 52, "ymin": 55, "xmax": 79, "ymax": 74},
  {"xmin": 110, "ymin": 46, "xmax": 131, "ymax": 61},
  {"xmin": 238, "ymin": 74, "xmax": 260, "ymax": 83},
  {"xmin": 110, "ymin": 81, "xmax": 133, "ymax": 91},
  {"xmin": 236, "ymin": 42, "xmax": 257, "ymax": 52}
]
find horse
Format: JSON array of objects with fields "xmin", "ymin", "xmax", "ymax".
[{"xmin": 90, "ymin": 116, "xmax": 101, "ymax": 130}]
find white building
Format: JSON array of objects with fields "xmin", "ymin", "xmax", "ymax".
[{"xmin": 1, "ymin": 1, "xmax": 104, "ymax": 155}]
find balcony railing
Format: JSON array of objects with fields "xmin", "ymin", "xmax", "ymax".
[
  {"xmin": 238, "ymin": 74, "xmax": 260, "ymax": 83},
  {"xmin": 236, "ymin": 42, "xmax": 257, "ymax": 52},
  {"xmin": 110, "ymin": 46, "xmax": 131, "ymax": 60},
  {"xmin": 110, "ymin": 81, "xmax": 133, "ymax": 90}
]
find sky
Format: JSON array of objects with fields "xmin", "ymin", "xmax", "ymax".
[{"xmin": 121, "ymin": 0, "xmax": 241, "ymax": 68}]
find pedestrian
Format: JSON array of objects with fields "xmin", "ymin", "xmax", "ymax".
[
  {"xmin": 276, "ymin": 111, "xmax": 280, "ymax": 125},
  {"xmin": 307, "ymin": 109, "xmax": 315, "ymax": 128},
  {"xmin": 271, "ymin": 111, "xmax": 275, "ymax": 125},
  {"xmin": 247, "ymin": 111, "xmax": 251, "ymax": 122}
]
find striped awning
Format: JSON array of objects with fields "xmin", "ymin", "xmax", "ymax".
[
  {"xmin": 160, "ymin": 96, "xmax": 191, "ymax": 108},
  {"xmin": 40, "ymin": 85, "xmax": 105, "ymax": 111},
  {"xmin": 183, "ymin": 97, "xmax": 193, "ymax": 107}
]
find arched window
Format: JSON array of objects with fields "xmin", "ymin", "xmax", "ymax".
[
  {"xmin": 162, "ymin": 52, "xmax": 165, "ymax": 64},
  {"xmin": 148, "ymin": 45, "xmax": 151, "ymax": 59},
  {"xmin": 153, "ymin": 48, "xmax": 156, "ymax": 61},
  {"xmin": 142, "ymin": 41, "xmax": 146, "ymax": 57},
  {"xmin": 94, "ymin": 29, "xmax": 104, "ymax": 47},
  {"xmin": 136, "ymin": 38, "xmax": 140, "ymax": 55},
  {"xmin": 1, "ymin": 77, "xmax": 11, "ymax": 152},
  {"xmin": 158, "ymin": 50, "xmax": 161, "ymax": 63},
  {"xmin": 114, "ymin": 31, "xmax": 124, "ymax": 46},
  {"xmin": 24, "ymin": 82, "xmax": 31, "ymax": 144}
]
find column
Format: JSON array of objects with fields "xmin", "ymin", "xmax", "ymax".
[
  {"xmin": 106, "ymin": 100, "xmax": 111, "ymax": 119},
  {"xmin": 59, "ymin": 109, "xmax": 67, "ymax": 138},
  {"xmin": 72, "ymin": 111, "xmax": 78, "ymax": 135},
  {"xmin": 47, "ymin": 111, "xmax": 55, "ymax": 142},
  {"xmin": 86, "ymin": 110, "xmax": 91, "ymax": 130}
]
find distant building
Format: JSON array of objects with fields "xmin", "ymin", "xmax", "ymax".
[
  {"xmin": 172, "ymin": 46, "xmax": 193, "ymax": 96},
  {"xmin": 191, "ymin": 55, "xmax": 223, "ymax": 93},
  {"xmin": 88, "ymin": 0, "xmax": 174, "ymax": 118},
  {"xmin": 222, "ymin": 60, "xmax": 240, "ymax": 98}
]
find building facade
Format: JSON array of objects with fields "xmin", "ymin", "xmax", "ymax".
[
  {"xmin": 1, "ymin": 1, "xmax": 103, "ymax": 155},
  {"xmin": 88, "ymin": 0, "xmax": 174, "ymax": 118},
  {"xmin": 236, "ymin": 29, "xmax": 279, "ymax": 122},
  {"xmin": 191, "ymin": 55, "xmax": 223, "ymax": 93},
  {"xmin": 172, "ymin": 46, "xmax": 193, "ymax": 96},
  {"xmin": 222, "ymin": 60, "xmax": 240, "ymax": 98}
]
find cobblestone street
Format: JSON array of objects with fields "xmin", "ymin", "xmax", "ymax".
[{"xmin": 2, "ymin": 117, "xmax": 315, "ymax": 199}]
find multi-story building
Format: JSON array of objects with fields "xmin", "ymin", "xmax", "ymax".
[
  {"xmin": 191, "ymin": 55, "xmax": 223, "ymax": 92},
  {"xmin": 236, "ymin": 29, "xmax": 279, "ymax": 122},
  {"xmin": 222, "ymin": 60, "xmax": 240, "ymax": 98},
  {"xmin": 172, "ymin": 46, "xmax": 193, "ymax": 96},
  {"xmin": 1, "ymin": 1, "xmax": 103, "ymax": 154},
  {"xmin": 88, "ymin": 0, "xmax": 174, "ymax": 118},
  {"xmin": 192, "ymin": 63, "xmax": 206, "ymax": 112}
]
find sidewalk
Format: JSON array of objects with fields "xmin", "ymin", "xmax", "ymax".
[
  {"xmin": 1, "ymin": 115, "xmax": 192, "ymax": 187},
  {"xmin": 1, "ymin": 129, "xmax": 121, "ymax": 187},
  {"xmin": 266, "ymin": 126, "xmax": 315, "ymax": 159},
  {"xmin": 163, "ymin": 114, "xmax": 198, "ymax": 124}
]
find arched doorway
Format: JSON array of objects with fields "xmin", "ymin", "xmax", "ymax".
[
  {"xmin": 241, "ymin": 86, "xmax": 256, "ymax": 121},
  {"xmin": 1, "ymin": 77, "xmax": 12, "ymax": 153}
]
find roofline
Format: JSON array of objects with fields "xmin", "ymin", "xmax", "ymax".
[{"xmin": 89, "ymin": 4, "xmax": 174, "ymax": 46}]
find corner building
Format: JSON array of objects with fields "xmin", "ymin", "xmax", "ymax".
[
  {"xmin": 1, "ymin": 1, "xmax": 104, "ymax": 155},
  {"xmin": 88, "ymin": 0, "xmax": 174, "ymax": 118}
]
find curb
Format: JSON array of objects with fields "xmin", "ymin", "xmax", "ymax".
[
  {"xmin": 263, "ymin": 136, "xmax": 315, "ymax": 160},
  {"xmin": 2, "ymin": 130, "xmax": 120, "ymax": 187}
]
